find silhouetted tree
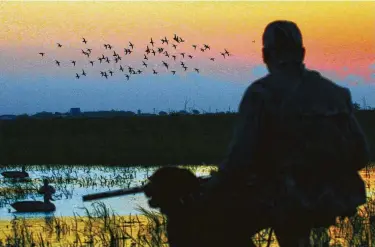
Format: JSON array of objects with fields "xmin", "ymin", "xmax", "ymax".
[
  {"xmin": 191, "ymin": 109, "xmax": 200, "ymax": 115},
  {"xmin": 353, "ymin": 102, "xmax": 361, "ymax": 111}
]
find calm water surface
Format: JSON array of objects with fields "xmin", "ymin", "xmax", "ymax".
[
  {"xmin": 0, "ymin": 165, "xmax": 216, "ymax": 220},
  {"xmin": 0, "ymin": 164, "xmax": 373, "ymax": 221}
]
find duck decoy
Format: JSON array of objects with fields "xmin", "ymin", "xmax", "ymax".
[
  {"xmin": 38, "ymin": 179, "xmax": 56, "ymax": 195},
  {"xmin": 11, "ymin": 191, "xmax": 55, "ymax": 213},
  {"xmin": 1, "ymin": 166, "xmax": 29, "ymax": 179}
]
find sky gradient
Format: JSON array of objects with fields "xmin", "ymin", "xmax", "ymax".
[{"xmin": 1, "ymin": 1, "xmax": 374, "ymax": 114}]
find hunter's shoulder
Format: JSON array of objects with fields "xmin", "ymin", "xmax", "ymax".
[
  {"xmin": 244, "ymin": 75, "xmax": 272, "ymax": 95},
  {"xmin": 305, "ymin": 69, "xmax": 350, "ymax": 97}
]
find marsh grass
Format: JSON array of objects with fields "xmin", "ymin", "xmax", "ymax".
[
  {"xmin": 0, "ymin": 165, "xmax": 373, "ymax": 246},
  {"xmin": 0, "ymin": 199, "xmax": 374, "ymax": 247}
]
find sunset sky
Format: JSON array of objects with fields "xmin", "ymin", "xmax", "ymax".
[{"xmin": 1, "ymin": 1, "xmax": 374, "ymax": 115}]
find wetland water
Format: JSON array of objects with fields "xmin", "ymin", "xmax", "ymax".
[
  {"xmin": 0, "ymin": 165, "xmax": 216, "ymax": 220},
  {"xmin": 0, "ymin": 165, "xmax": 373, "ymax": 221}
]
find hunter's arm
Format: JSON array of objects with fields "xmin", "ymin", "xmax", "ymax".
[
  {"xmin": 215, "ymin": 83, "xmax": 265, "ymax": 181},
  {"xmin": 345, "ymin": 89, "xmax": 371, "ymax": 169}
]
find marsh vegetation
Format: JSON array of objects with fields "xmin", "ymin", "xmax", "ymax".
[
  {"xmin": 1, "ymin": 111, "xmax": 374, "ymax": 165},
  {"xmin": 0, "ymin": 164, "xmax": 374, "ymax": 246}
]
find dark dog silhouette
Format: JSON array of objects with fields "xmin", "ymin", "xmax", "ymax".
[
  {"xmin": 143, "ymin": 166, "xmax": 258, "ymax": 247},
  {"xmin": 144, "ymin": 166, "xmax": 203, "ymax": 247}
]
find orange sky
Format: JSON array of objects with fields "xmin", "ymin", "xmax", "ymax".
[
  {"xmin": 1, "ymin": 1, "xmax": 374, "ymax": 80},
  {"xmin": 0, "ymin": 1, "xmax": 374, "ymax": 114}
]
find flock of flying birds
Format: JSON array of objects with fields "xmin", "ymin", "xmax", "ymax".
[{"xmin": 38, "ymin": 34, "xmax": 237, "ymax": 81}]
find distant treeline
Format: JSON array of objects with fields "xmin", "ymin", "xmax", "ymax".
[{"xmin": 0, "ymin": 110, "xmax": 374, "ymax": 165}]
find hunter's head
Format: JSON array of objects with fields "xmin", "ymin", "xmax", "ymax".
[{"xmin": 262, "ymin": 20, "xmax": 305, "ymax": 71}]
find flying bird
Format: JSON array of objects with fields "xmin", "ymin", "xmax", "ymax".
[
  {"xmin": 150, "ymin": 38, "xmax": 154, "ymax": 46},
  {"xmin": 180, "ymin": 53, "xmax": 185, "ymax": 58},
  {"xmin": 76, "ymin": 73, "xmax": 80, "ymax": 79},
  {"xmin": 142, "ymin": 61, "xmax": 148, "ymax": 67},
  {"xmin": 125, "ymin": 74, "xmax": 130, "ymax": 80},
  {"xmin": 103, "ymin": 72, "xmax": 108, "ymax": 79},
  {"xmin": 82, "ymin": 38, "xmax": 87, "ymax": 44},
  {"xmin": 145, "ymin": 46, "xmax": 151, "ymax": 54},
  {"xmin": 108, "ymin": 70, "xmax": 114, "ymax": 76},
  {"xmin": 153, "ymin": 69, "xmax": 158, "ymax": 75},
  {"xmin": 106, "ymin": 57, "xmax": 110, "ymax": 63},
  {"xmin": 108, "ymin": 44, "xmax": 112, "ymax": 50},
  {"xmin": 137, "ymin": 69, "xmax": 142, "ymax": 74},
  {"xmin": 158, "ymin": 47, "xmax": 164, "ymax": 53},
  {"xmin": 200, "ymin": 48, "xmax": 205, "ymax": 52},
  {"xmin": 151, "ymin": 50, "xmax": 156, "ymax": 56},
  {"xmin": 55, "ymin": 60, "xmax": 60, "ymax": 66},
  {"xmin": 172, "ymin": 55, "xmax": 177, "ymax": 61},
  {"xmin": 173, "ymin": 34, "xmax": 179, "ymax": 42},
  {"xmin": 120, "ymin": 65, "xmax": 124, "ymax": 72},
  {"xmin": 220, "ymin": 52, "xmax": 226, "ymax": 58},
  {"xmin": 183, "ymin": 66, "xmax": 188, "ymax": 71},
  {"xmin": 104, "ymin": 44, "xmax": 108, "ymax": 49},
  {"xmin": 98, "ymin": 57, "xmax": 103, "ymax": 63},
  {"xmin": 192, "ymin": 45, "xmax": 197, "ymax": 50},
  {"xmin": 194, "ymin": 68, "xmax": 199, "ymax": 73},
  {"xmin": 57, "ymin": 43, "xmax": 62, "ymax": 48},
  {"xmin": 39, "ymin": 52, "xmax": 45, "ymax": 57},
  {"xmin": 188, "ymin": 55, "xmax": 193, "ymax": 59},
  {"xmin": 82, "ymin": 70, "xmax": 87, "ymax": 76},
  {"xmin": 164, "ymin": 51, "xmax": 169, "ymax": 57},
  {"xmin": 210, "ymin": 57, "xmax": 215, "ymax": 61},
  {"xmin": 71, "ymin": 60, "xmax": 76, "ymax": 66},
  {"xmin": 162, "ymin": 61, "xmax": 169, "ymax": 69},
  {"xmin": 161, "ymin": 36, "xmax": 169, "ymax": 44},
  {"xmin": 89, "ymin": 61, "xmax": 94, "ymax": 66},
  {"xmin": 129, "ymin": 42, "xmax": 134, "ymax": 49},
  {"xmin": 144, "ymin": 54, "xmax": 148, "ymax": 60},
  {"xmin": 171, "ymin": 70, "xmax": 176, "ymax": 75},
  {"xmin": 203, "ymin": 44, "xmax": 210, "ymax": 50},
  {"xmin": 172, "ymin": 44, "xmax": 177, "ymax": 49}
]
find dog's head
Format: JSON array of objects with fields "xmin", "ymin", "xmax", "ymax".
[{"xmin": 143, "ymin": 167, "xmax": 201, "ymax": 214}]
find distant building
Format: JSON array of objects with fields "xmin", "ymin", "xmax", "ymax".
[{"xmin": 70, "ymin": 108, "xmax": 81, "ymax": 116}]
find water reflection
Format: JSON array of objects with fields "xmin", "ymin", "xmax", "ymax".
[{"xmin": 0, "ymin": 165, "xmax": 216, "ymax": 220}]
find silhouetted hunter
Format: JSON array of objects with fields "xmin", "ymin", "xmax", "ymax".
[
  {"xmin": 144, "ymin": 20, "xmax": 370, "ymax": 247},
  {"xmin": 199, "ymin": 20, "xmax": 370, "ymax": 246}
]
